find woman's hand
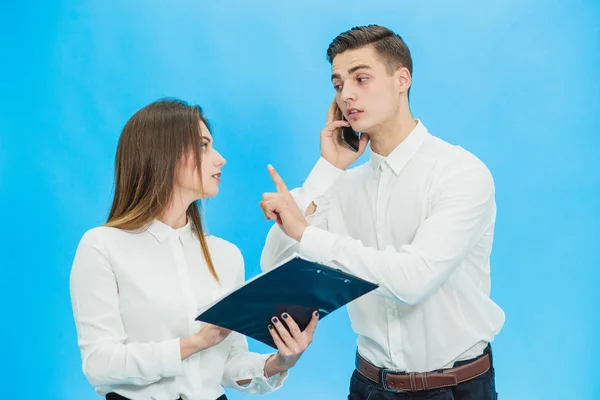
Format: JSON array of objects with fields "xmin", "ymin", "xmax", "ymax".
[
  {"xmin": 195, "ymin": 323, "xmax": 232, "ymax": 350},
  {"xmin": 180, "ymin": 323, "xmax": 232, "ymax": 360},
  {"xmin": 264, "ymin": 311, "xmax": 320, "ymax": 376}
]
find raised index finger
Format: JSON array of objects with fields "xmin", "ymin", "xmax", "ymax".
[{"xmin": 267, "ymin": 164, "xmax": 289, "ymax": 193}]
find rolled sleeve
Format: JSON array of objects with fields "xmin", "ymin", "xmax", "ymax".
[
  {"xmin": 221, "ymin": 334, "xmax": 288, "ymax": 394},
  {"xmin": 226, "ymin": 352, "xmax": 288, "ymax": 394}
]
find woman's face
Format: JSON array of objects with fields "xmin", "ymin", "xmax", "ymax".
[{"xmin": 175, "ymin": 121, "xmax": 226, "ymax": 199}]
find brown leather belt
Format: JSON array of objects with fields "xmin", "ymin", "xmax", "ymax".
[{"xmin": 355, "ymin": 352, "xmax": 491, "ymax": 393}]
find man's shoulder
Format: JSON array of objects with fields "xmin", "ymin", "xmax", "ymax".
[
  {"xmin": 346, "ymin": 161, "xmax": 372, "ymax": 176},
  {"xmin": 340, "ymin": 161, "xmax": 373, "ymax": 186},
  {"xmin": 422, "ymin": 132, "xmax": 491, "ymax": 174}
]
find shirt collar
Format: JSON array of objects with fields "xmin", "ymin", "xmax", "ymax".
[
  {"xmin": 369, "ymin": 119, "xmax": 428, "ymax": 175},
  {"xmin": 146, "ymin": 218, "xmax": 193, "ymax": 244}
]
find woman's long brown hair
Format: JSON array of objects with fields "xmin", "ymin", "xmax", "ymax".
[{"xmin": 105, "ymin": 98, "xmax": 218, "ymax": 281}]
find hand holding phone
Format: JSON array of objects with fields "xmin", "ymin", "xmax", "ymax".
[{"xmin": 319, "ymin": 98, "xmax": 369, "ymax": 170}]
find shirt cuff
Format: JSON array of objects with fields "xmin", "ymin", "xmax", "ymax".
[
  {"xmin": 298, "ymin": 226, "xmax": 339, "ymax": 263},
  {"xmin": 160, "ymin": 338, "xmax": 183, "ymax": 377},
  {"xmin": 231, "ymin": 353, "xmax": 288, "ymax": 394},
  {"xmin": 302, "ymin": 157, "xmax": 345, "ymax": 199},
  {"xmin": 262, "ymin": 353, "xmax": 288, "ymax": 390}
]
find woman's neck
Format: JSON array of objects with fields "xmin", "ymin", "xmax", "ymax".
[{"xmin": 158, "ymin": 191, "xmax": 192, "ymax": 229}]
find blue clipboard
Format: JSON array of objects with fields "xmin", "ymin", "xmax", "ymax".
[{"xmin": 195, "ymin": 254, "xmax": 378, "ymax": 348}]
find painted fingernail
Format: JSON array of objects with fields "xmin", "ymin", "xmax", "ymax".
[
  {"xmin": 272, "ymin": 317, "xmax": 278, "ymax": 323},
  {"xmin": 315, "ymin": 311, "xmax": 319, "ymax": 317},
  {"xmin": 282, "ymin": 313, "xmax": 288, "ymax": 319},
  {"xmin": 268, "ymin": 325, "xmax": 273, "ymax": 330}
]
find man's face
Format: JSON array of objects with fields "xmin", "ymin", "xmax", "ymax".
[{"xmin": 331, "ymin": 45, "xmax": 406, "ymax": 133}]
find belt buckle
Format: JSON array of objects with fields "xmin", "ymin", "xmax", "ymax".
[{"xmin": 380, "ymin": 368, "xmax": 409, "ymax": 393}]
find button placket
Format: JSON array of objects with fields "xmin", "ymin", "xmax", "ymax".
[
  {"xmin": 376, "ymin": 163, "xmax": 392, "ymax": 248},
  {"xmin": 169, "ymin": 236, "xmax": 198, "ymax": 330}
]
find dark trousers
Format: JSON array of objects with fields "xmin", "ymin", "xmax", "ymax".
[
  {"xmin": 348, "ymin": 345, "xmax": 498, "ymax": 400},
  {"xmin": 106, "ymin": 393, "xmax": 227, "ymax": 400}
]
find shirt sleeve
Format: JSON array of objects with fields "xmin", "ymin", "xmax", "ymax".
[
  {"xmin": 220, "ymin": 333, "xmax": 287, "ymax": 394},
  {"xmin": 297, "ymin": 161, "xmax": 497, "ymax": 305},
  {"xmin": 70, "ymin": 229, "xmax": 183, "ymax": 388},
  {"xmin": 260, "ymin": 157, "xmax": 344, "ymax": 272},
  {"xmin": 220, "ymin": 253, "xmax": 287, "ymax": 393}
]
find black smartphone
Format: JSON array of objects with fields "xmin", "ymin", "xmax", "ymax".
[{"xmin": 341, "ymin": 115, "xmax": 360, "ymax": 152}]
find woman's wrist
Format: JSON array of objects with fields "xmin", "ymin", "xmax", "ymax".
[
  {"xmin": 180, "ymin": 334, "xmax": 204, "ymax": 360},
  {"xmin": 264, "ymin": 353, "xmax": 291, "ymax": 378}
]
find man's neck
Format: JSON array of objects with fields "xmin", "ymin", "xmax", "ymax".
[{"xmin": 368, "ymin": 111, "xmax": 417, "ymax": 157}]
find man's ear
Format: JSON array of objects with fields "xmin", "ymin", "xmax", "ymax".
[{"xmin": 395, "ymin": 66, "xmax": 412, "ymax": 95}]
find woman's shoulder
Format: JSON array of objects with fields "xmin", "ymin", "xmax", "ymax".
[
  {"xmin": 205, "ymin": 235, "xmax": 242, "ymax": 259},
  {"xmin": 71, "ymin": 226, "xmax": 125, "ymax": 270},
  {"xmin": 75, "ymin": 225, "xmax": 144, "ymax": 257},
  {"xmin": 204, "ymin": 235, "xmax": 246, "ymax": 285},
  {"xmin": 77, "ymin": 225, "xmax": 126, "ymax": 245}
]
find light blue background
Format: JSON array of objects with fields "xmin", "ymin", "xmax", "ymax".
[{"xmin": 1, "ymin": 1, "xmax": 598, "ymax": 399}]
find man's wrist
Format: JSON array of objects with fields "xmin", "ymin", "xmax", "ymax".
[{"xmin": 294, "ymin": 221, "xmax": 309, "ymax": 242}]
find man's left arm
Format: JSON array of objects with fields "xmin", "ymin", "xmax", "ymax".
[{"xmin": 297, "ymin": 163, "xmax": 496, "ymax": 306}]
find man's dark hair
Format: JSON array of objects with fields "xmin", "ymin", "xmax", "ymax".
[{"xmin": 327, "ymin": 25, "xmax": 413, "ymax": 97}]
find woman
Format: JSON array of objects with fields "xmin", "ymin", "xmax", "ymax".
[{"xmin": 69, "ymin": 98, "xmax": 319, "ymax": 400}]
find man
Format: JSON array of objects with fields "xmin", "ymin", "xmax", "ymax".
[{"xmin": 259, "ymin": 25, "xmax": 504, "ymax": 399}]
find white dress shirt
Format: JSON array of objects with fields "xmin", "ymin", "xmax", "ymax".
[
  {"xmin": 70, "ymin": 219, "xmax": 286, "ymax": 400},
  {"xmin": 261, "ymin": 120, "xmax": 505, "ymax": 372}
]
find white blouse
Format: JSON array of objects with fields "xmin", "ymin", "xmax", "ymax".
[{"xmin": 70, "ymin": 219, "xmax": 286, "ymax": 400}]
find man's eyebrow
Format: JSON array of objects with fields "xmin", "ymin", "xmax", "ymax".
[{"xmin": 331, "ymin": 64, "xmax": 373, "ymax": 81}]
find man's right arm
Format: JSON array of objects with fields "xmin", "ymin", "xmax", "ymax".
[
  {"xmin": 259, "ymin": 157, "xmax": 344, "ymax": 272},
  {"xmin": 260, "ymin": 97, "xmax": 370, "ymax": 271}
]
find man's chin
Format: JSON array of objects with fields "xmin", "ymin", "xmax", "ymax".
[
  {"xmin": 356, "ymin": 120, "xmax": 383, "ymax": 135},
  {"xmin": 354, "ymin": 124, "xmax": 371, "ymax": 134},
  {"xmin": 351, "ymin": 119, "xmax": 374, "ymax": 133}
]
